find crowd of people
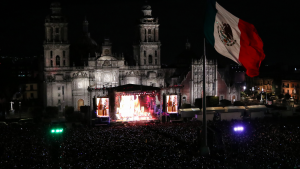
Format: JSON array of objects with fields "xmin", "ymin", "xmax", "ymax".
[
  {"xmin": 212, "ymin": 119, "xmax": 300, "ymax": 168},
  {"xmin": 0, "ymin": 125, "xmax": 51, "ymax": 168},
  {"xmin": 0, "ymin": 118, "xmax": 300, "ymax": 168}
]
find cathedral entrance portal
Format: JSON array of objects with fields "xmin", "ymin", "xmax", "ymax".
[
  {"xmin": 78, "ymin": 99, "xmax": 84, "ymax": 111},
  {"xmin": 232, "ymin": 95, "xmax": 236, "ymax": 103}
]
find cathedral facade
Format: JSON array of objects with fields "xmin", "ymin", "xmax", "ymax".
[
  {"xmin": 43, "ymin": 3, "xmax": 165, "ymax": 111},
  {"xmin": 43, "ymin": 3, "xmax": 240, "ymax": 112}
]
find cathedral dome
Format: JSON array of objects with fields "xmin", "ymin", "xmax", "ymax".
[
  {"xmin": 142, "ymin": 4, "xmax": 151, "ymax": 10},
  {"xmin": 175, "ymin": 40, "xmax": 198, "ymax": 68},
  {"xmin": 141, "ymin": 1, "xmax": 152, "ymax": 17},
  {"xmin": 78, "ymin": 34, "xmax": 98, "ymax": 46},
  {"xmin": 71, "ymin": 34, "xmax": 99, "ymax": 63},
  {"xmin": 80, "ymin": 18, "xmax": 97, "ymax": 46},
  {"xmin": 51, "ymin": 2, "xmax": 61, "ymax": 7},
  {"xmin": 50, "ymin": 2, "xmax": 63, "ymax": 16},
  {"xmin": 98, "ymin": 56, "xmax": 117, "ymax": 61},
  {"xmin": 70, "ymin": 18, "xmax": 99, "ymax": 66}
]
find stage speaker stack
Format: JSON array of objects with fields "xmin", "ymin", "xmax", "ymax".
[
  {"xmin": 80, "ymin": 106, "xmax": 89, "ymax": 113},
  {"xmin": 162, "ymin": 115, "xmax": 166, "ymax": 123},
  {"xmin": 80, "ymin": 106, "xmax": 90, "ymax": 124}
]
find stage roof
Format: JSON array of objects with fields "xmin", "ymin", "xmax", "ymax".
[{"xmin": 112, "ymin": 84, "xmax": 161, "ymax": 92}]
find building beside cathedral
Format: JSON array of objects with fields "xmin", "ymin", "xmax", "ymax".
[{"xmin": 43, "ymin": 2, "xmax": 241, "ymax": 116}]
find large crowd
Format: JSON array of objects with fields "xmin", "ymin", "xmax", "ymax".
[{"xmin": 0, "ymin": 118, "xmax": 300, "ymax": 168}]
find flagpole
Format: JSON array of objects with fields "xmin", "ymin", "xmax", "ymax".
[
  {"xmin": 201, "ymin": 38, "xmax": 210, "ymax": 156},
  {"xmin": 203, "ymin": 38, "xmax": 207, "ymax": 147}
]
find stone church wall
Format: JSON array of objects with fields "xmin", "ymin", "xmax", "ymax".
[
  {"xmin": 180, "ymin": 71, "xmax": 192, "ymax": 105},
  {"xmin": 217, "ymin": 71, "xmax": 228, "ymax": 101}
]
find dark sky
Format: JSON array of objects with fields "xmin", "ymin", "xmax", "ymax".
[{"xmin": 0, "ymin": 0, "xmax": 298, "ymax": 66}]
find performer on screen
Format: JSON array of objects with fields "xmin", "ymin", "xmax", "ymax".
[
  {"xmin": 98, "ymin": 99, "xmax": 103, "ymax": 116},
  {"xmin": 168, "ymin": 96, "xmax": 172, "ymax": 112},
  {"xmin": 172, "ymin": 97, "xmax": 176, "ymax": 112},
  {"xmin": 103, "ymin": 99, "xmax": 107, "ymax": 116},
  {"xmin": 172, "ymin": 98, "xmax": 175, "ymax": 112}
]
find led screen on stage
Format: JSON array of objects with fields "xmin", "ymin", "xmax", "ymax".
[
  {"xmin": 116, "ymin": 95, "xmax": 154, "ymax": 121},
  {"xmin": 96, "ymin": 98, "xmax": 109, "ymax": 117},
  {"xmin": 167, "ymin": 95, "xmax": 177, "ymax": 113}
]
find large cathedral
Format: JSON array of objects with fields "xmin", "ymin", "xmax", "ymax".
[{"xmin": 43, "ymin": 2, "xmax": 241, "ymax": 115}]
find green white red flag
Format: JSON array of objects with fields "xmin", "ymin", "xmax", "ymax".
[{"xmin": 204, "ymin": 0, "xmax": 265, "ymax": 77}]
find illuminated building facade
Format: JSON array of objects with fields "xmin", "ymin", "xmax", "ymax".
[
  {"xmin": 43, "ymin": 2, "xmax": 241, "ymax": 115},
  {"xmin": 282, "ymin": 80, "xmax": 300, "ymax": 99},
  {"xmin": 43, "ymin": 3, "xmax": 165, "ymax": 112}
]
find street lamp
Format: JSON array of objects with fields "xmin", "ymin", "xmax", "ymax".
[
  {"xmin": 260, "ymin": 88, "xmax": 263, "ymax": 103},
  {"xmin": 19, "ymin": 102, "xmax": 21, "ymax": 119},
  {"xmin": 289, "ymin": 97, "xmax": 294, "ymax": 108}
]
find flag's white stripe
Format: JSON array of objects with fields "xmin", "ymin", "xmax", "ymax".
[{"xmin": 213, "ymin": 2, "xmax": 241, "ymax": 65}]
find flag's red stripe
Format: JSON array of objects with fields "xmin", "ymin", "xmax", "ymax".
[{"xmin": 238, "ymin": 19, "xmax": 265, "ymax": 77}]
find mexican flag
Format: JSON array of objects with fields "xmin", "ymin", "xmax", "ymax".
[{"xmin": 204, "ymin": 0, "xmax": 265, "ymax": 77}]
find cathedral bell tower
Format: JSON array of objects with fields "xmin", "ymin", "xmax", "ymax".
[
  {"xmin": 44, "ymin": 2, "xmax": 70, "ymax": 67},
  {"xmin": 133, "ymin": 3, "xmax": 161, "ymax": 68}
]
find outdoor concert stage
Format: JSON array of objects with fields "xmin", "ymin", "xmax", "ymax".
[{"xmin": 94, "ymin": 84, "xmax": 161, "ymax": 122}]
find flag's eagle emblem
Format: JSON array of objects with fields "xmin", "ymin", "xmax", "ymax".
[{"xmin": 217, "ymin": 22, "xmax": 236, "ymax": 46}]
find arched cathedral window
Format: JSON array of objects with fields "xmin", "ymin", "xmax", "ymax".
[
  {"xmin": 149, "ymin": 55, "xmax": 152, "ymax": 64},
  {"xmin": 155, "ymin": 51, "xmax": 157, "ymax": 57},
  {"xmin": 148, "ymin": 29, "xmax": 152, "ymax": 41},
  {"xmin": 55, "ymin": 28, "xmax": 59, "ymax": 41},
  {"xmin": 50, "ymin": 51, "xmax": 53, "ymax": 58},
  {"xmin": 144, "ymin": 51, "xmax": 146, "ymax": 57},
  {"xmin": 56, "ymin": 55, "xmax": 60, "ymax": 66}
]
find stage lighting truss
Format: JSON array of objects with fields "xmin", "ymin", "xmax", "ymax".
[{"xmin": 115, "ymin": 91, "xmax": 158, "ymax": 97}]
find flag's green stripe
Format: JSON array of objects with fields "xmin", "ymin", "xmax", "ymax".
[{"xmin": 204, "ymin": 0, "xmax": 217, "ymax": 46}]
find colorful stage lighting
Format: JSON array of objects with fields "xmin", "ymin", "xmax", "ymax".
[
  {"xmin": 51, "ymin": 128, "xmax": 63, "ymax": 133},
  {"xmin": 234, "ymin": 126, "xmax": 244, "ymax": 131}
]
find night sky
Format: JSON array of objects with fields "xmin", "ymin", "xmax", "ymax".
[{"xmin": 0, "ymin": 0, "xmax": 298, "ymax": 66}]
